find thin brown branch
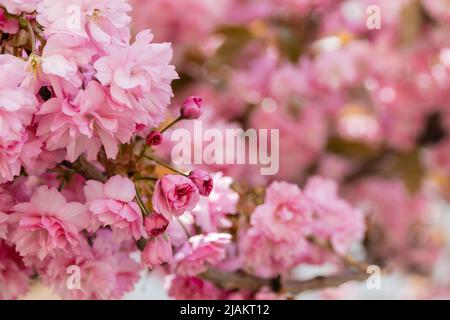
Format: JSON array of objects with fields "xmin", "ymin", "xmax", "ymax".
[
  {"xmin": 201, "ymin": 268, "xmax": 367, "ymax": 294},
  {"xmin": 61, "ymin": 157, "xmax": 107, "ymax": 182}
]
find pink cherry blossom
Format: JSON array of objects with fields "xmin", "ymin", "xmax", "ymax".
[
  {"xmin": 42, "ymin": 229, "xmax": 140, "ymax": 300},
  {"xmin": 238, "ymin": 227, "xmax": 310, "ymax": 278},
  {"xmin": 190, "ymin": 173, "xmax": 239, "ymax": 233},
  {"xmin": 174, "ymin": 233, "xmax": 231, "ymax": 276},
  {"xmin": 152, "ymin": 174, "xmax": 200, "ymax": 219},
  {"xmin": 36, "ymin": 0, "xmax": 132, "ymax": 45},
  {"xmin": 8, "ymin": 186, "xmax": 89, "ymax": 261},
  {"xmin": 94, "ymin": 29, "xmax": 178, "ymax": 129},
  {"xmin": 0, "ymin": 0, "xmax": 39, "ymax": 14},
  {"xmin": 304, "ymin": 176, "xmax": 365, "ymax": 255},
  {"xmin": 141, "ymin": 236, "xmax": 173, "ymax": 269},
  {"xmin": 144, "ymin": 213, "xmax": 169, "ymax": 237},
  {"xmin": 35, "ymin": 80, "xmax": 135, "ymax": 161},
  {"xmin": 0, "ymin": 55, "xmax": 39, "ymax": 183},
  {"xmin": 0, "ymin": 240, "xmax": 30, "ymax": 299},
  {"xmin": 167, "ymin": 275, "xmax": 223, "ymax": 300},
  {"xmin": 251, "ymin": 181, "xmax": 313, "ymax": 242},
  {"xmin": 188, "ymin": 169, "xmax": 213, "ymax": 197},
  {"xmin": 84, "ymin": 175, "xmax": 147, "ymax": 242},
  {"xmin": 0, "ymin": 186, "xmax": 15, "ymax": 239},
  {"xmin": 180, "ymin": 96, "xmax": 203, "ymax": 120}
]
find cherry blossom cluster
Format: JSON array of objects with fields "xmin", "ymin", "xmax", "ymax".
[{"xmin": 1, "ymin": 0, "xmax": 450, "ymax": 301}]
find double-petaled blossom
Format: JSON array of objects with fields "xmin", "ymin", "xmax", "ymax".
[
  {"xmin": 0, "ymin": 186, "xmax": 15, "ymax": 239},
  {"xmin": 0, "ymin": 240, "xmax": 31, "ymax": 299},
  {"xmin": 152, "ymin": 174, "xmax": 200, "ymax": 219},
  {"xmin": 35, "ymin": 80, "xmax": 135, "ymax": 161},
  {"xmin": 304, "ymin": 176, "xmax": 365, "ymax": 255},
  {"xmin": 41, "ymin": 229, "xmax": 140, "ymax": 300},
  {"xmin": 0, "ymin": 0, "xmax": 39, "ymax": 14},
  {"xmin": 167, "ymin": 275, "xmax": 223, "ymax": 300},
  {"xmin": 251, "ymin": 181, "xmax": 313, "ymax": 242},
  {"xmin": 84, "ymin": 175, "xmax": 147, "ymax": 242},
  {"xmin": 174, "ymin": 233, "xmax": 231, "ymax": 276},
  {"xmin": 8, "ymin": 186, "xmax": 89, "ymax": 261},
  {"xmin": 36, "ymin": 0, "xmax": 132, "ymax": 46},
  {"xmin": 94, "ymin": 29, "xmax": 178, "ymax": 130},
  {"xmin": 0, "ymin": 55, "xmax": 40, "ymax": 183}
]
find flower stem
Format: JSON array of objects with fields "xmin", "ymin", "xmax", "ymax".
[
  {"xmin": 135, "ymin": 187, "xmax": 150, "ymax": 217},
  {"xmin": 21, "ymin": 17, "xmax": 36, "ymax": 53},
  {"xmin": 160, "ymin": 116, "xmax": 183, "ymax": 134},
  {"xmin": 144, "ymin": 155, "xmax": 188, "ymax": 177}
]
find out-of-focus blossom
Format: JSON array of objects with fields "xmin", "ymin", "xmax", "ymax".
[
  {"xmin": 304, "ymin": 176, "xmax": 365, "ymax": 255},
  {"xmin": 167, "ymin": 275, "xmax": 223, "ymax": 300},
  {"xmin": 251, "ymin": 181, "xmax": 313, "ymax": 242},
  {"xmin": 174, "ymin": 233, "xmax": 231, "ymax": 276},
  {"xmin": 190, "ymin": 173, "xmax": 239, "ymax": 233}
]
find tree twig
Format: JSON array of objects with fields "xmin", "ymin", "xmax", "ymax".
[
  {"xmin": 61, "ymin": 157, "xmax": 107, "ymax": 182},
  {"xmin": 200, "ymin": 268, "xmax": 368, "ymax": 294}
]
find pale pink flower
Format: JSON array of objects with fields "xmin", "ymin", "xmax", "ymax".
[
  {"xmin": 174, "ymin": 233, "xmax": 231, "ymax": 276},
  {"xmin": 424, "ymin": 139, "xmax": 450, "ymax": 173},
  {"xmin": 0, "ymin": 55, "xmax": 39, "ymax": 183},
  {"xmin": 238, "ymin": 228, "xmax": 310, "ymax": 278},
  {"xmin": 35, "ymin": 80, "xmax": 135, "ymax": 161},
  {"xmin": 304, "ymin": 176, "xmax": 365, "ymax": 255},
  {"xmin": 167, "ymin": 275, "xmax": 223, "ymax": 300},
  {"xmin": 42, "ymin": 229, "xmax": 140, "ymax": 300},
  {"xmin": 84, "ymin": 175, "xmax": 147, "ymax": 242},
  {"xmin": 190, "ymin": 173, "xmax": 238, "ymax": 233},
  {"xmin": 251, "ymin": 181, "xmax": 313, "ymax": 242},
  {"xmin": 41, "ymin": 33, "xmax": 97, "ymax": 90},
  {"xmin": 8, "ymin": 186, "xmax": 89, "ymax": 261},
  {"xmin": 130, "ymin": 0, "xmax": 228, "ymax": 46},
  {"xmin": 141, "ymin": 236, "xmax": 173, "ymax": 269},
  {"xmin": 0, "ymin": 240, "xmax": 30, "ymax": 299},
  {"xmin": 0, "ymin": 186, "xmax": 15, "ymax": 239},
  {"xmin": 0, "ymin": 0, "xmax": 39, "ymax": 14},
  {"xmin": 351, "ymin": 178, "xmax": 440, "ymax": 269},
  {"xmin": 94, "ymin": 30, "xmax": 178, "ymax": 129},
  {"xmin": 36, "ymin": 0, "xmax": 132, "ymax": 46},
  {"xmin": 152, "ymin": 174, "xmax": 200, "ymax": 219}
]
